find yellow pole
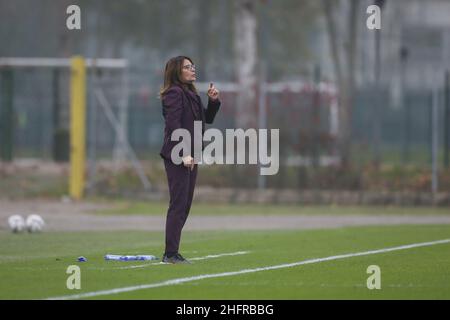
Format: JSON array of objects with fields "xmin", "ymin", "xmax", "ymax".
[{"xmin": 69, "ymin": 56, "xmax": 86, "ymax": 200}]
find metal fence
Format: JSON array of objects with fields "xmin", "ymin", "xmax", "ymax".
[{"xmin": 1, "ymin": 66, "xmax": 450, "ymax": 190}]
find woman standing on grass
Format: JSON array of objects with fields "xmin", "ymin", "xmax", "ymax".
[{"xmin": 159, "ymin": 56, "xmax": 221, "ymax": 264}]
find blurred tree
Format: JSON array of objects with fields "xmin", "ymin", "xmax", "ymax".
[
  {"xmin": 260, "ymin": 0, "xmax": 320, "ymax": 80},
  {"xmin": 195, "ymin": 0, "xmax": 211, "ymax": 80},
  {"xmin": 233, "ymin": 0, "xmax": 258, "ymax": 129},
  {"xmin": 322, "ymin": 0, "xmax": 361, "ymax": 168}
]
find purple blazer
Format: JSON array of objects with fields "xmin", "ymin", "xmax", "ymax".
[{"xmin": 160, "ymin": 84, "xmax": 221, "ymax": 161}]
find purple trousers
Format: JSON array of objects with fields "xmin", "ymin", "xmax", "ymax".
[{"xmin": 163, "ymin": 158, "xmax": 198, "ymax": 255}]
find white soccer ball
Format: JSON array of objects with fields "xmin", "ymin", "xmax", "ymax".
[
  {"xmin": 8, "ymin": 215, "xmax": 26, "ymax": 233},
  {"xmin": 26, "ymin": 214, "xmax": 45, "ymax": 233}
]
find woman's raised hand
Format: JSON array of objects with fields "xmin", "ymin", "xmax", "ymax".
[{"xmin": 207, "ymin": 82, "xmax": 220, "ymax": 101}]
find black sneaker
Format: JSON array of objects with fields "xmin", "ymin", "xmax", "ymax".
[{"xmin": 162, "ymin": 253, "xmax": 191, "ymax": 264}]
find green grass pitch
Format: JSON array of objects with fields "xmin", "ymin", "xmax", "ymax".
[{"xmin": 0, "ymin": 225, "xmax": 449, "ymax": 299}]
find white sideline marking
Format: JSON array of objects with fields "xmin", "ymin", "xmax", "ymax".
[
  {"xmin": 46, "ymin": 238, "xmax": 450, "ymax": 300},
  {"xmin": 189, "ymin": 251, "xmax": 249, "ymax": 261},
  {"xmin": 117, "ymin": 251, "xmax": 250, "ymax": 270}
]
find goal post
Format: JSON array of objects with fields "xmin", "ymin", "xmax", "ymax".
[
  {"xmin": 69, "ymin": 56, "xmax": 86, "ymax": 200},
  {"xmin": 0, "ymin": 56, "xmax": 149, "ymax": 200}
]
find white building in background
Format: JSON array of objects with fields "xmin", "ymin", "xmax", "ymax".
[{"xmin": 358, "ymin": 0, "xmax": 450, "ymax": 107}]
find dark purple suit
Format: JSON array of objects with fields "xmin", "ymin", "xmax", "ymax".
[{"xmin": 160, "ymin": 84, "xmax": 220, "ymax": 255}]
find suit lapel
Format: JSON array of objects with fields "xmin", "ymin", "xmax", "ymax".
[
  {"xmin": 176, "ymin": 84, "xmax": 203, "ymax": 120},
  {"xmin": 185, "ymin": 90, "xmax": 202, "ymax": 120},
  {"xmin": 199, "ymin": 98, "xmax": 205, "ymax": 122}
]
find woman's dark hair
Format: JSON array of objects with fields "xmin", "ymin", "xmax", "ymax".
[{"xmin": 159, "ymin": 55, "xmax": 197, "ymax": 97}]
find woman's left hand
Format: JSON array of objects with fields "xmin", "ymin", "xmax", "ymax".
[{"xmin": 207, "ymin": 82, "xmax": 220, "ymax": 101}]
